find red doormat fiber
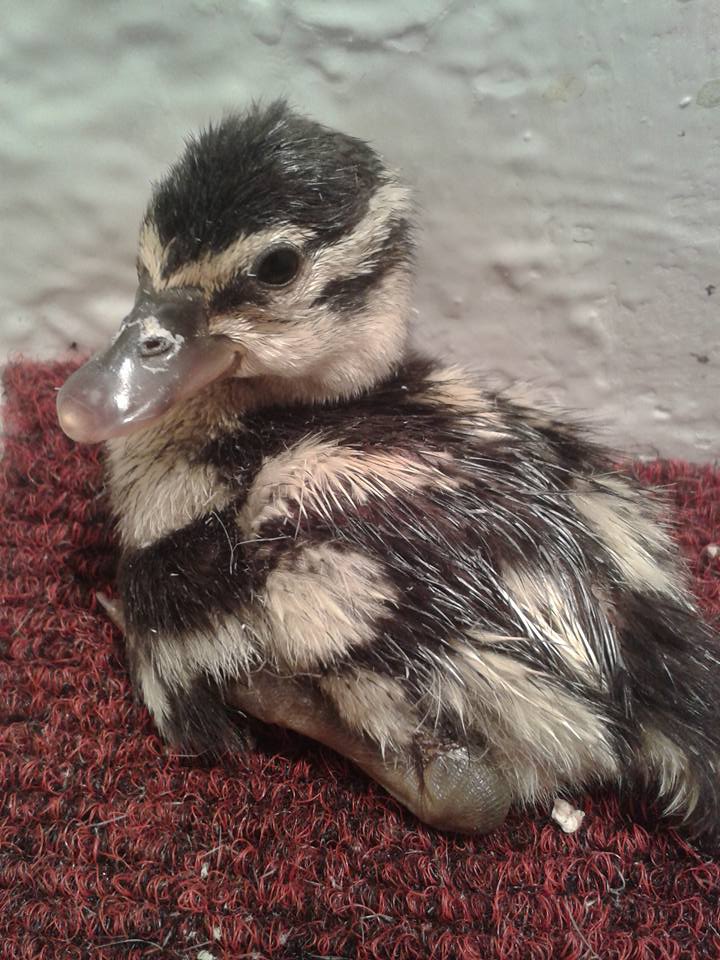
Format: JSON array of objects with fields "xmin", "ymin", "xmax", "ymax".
[{"xmin": 1, "ymin": 360, "xmax": 719, "ymax": 960}]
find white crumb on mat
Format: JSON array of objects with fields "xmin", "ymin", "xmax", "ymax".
[
  {"xmin": 702, "ymin": 543, "xmax": 719, "ymax": 559},
  {"xmin": 197, "ymin": 951, "xmax": 216, "ymax": 960},
  {"xmin": 551, "ymin": 798, "xmax": 586, "ymax": 833}
]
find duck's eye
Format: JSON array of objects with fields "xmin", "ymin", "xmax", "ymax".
[{"xmin": 254, "ymin": 245, "xmax": 301, "ymax": 286}]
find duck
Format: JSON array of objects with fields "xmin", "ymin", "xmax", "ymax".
[{"xmin": 57, "ymin": 99, "xmax": 720, "ymax": 845}]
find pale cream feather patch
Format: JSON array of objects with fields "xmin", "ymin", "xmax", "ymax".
[
  {"xmin": 134, "ymin": 656, "xmax": 171, "ymax": 731},
  {"xmin": 305, "ymin": 181, "xmax": 412, "ymax": 291},
  {"xmin": 253, "ymin": 545, "xmax": 397, "ymax": 670},
  {"xmin": 320, "ymin": 670, "xmax": 418, "ymax": 755},
  {"xmin": 210, "ymin": 264, "xmax": 411, "ymax": 404},
  {"xmin": 106, "ymin": 442, "xmax": 234, "ymax": 549},
  {"xmin": 165, "ymin": 224, "xmax": 314, "ymax": 292},
  {"xmin": 138, "ymin": 181, "xmax": 410, "ymax": 296},
  {"xmin": 422, "ymin": 365, "xmax": 512, "ymax": 441},
  {"xmin": 129, "ymin": 546, "xmax": 396, "ymax": 715},
  {"xmin": 237, "ymin": 434, "xmax": 459, "ymax": 537},
  {"xmin": 639, "ymin": 725, "xmax": 700, "ymax": 818},
  {"xmin": 137, "ymin": 220, "xmax": 167, "ymax": 289},
  {"xmin": 571, "ymin": 477, "xmax": 681, "ymax": 598}
]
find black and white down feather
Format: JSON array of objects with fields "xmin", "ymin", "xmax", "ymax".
[{"xmin": 58, "ymin": 100, "xmax": 720, "ymax": 846}]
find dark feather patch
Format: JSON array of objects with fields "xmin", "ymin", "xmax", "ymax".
[
  {"xmin": 149, "ymin": 100, "xmax": 386, "ymax": 275},
  {"xmin": 118, "ymin": 505, "xmax": 275, "ymax": 639},
  {"xmin": 616, "ymin": 589, "xmax": 720, "ymax": 841},
  {"xmin": 160, "ymin": 671, "xmax": 255, "ymax": 755},
  {"xmin": 209, "ymin": 274, "xmax": 270, "ymax": 313}
]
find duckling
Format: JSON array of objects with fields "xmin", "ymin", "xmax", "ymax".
[{"xmin": 57, "ymin": 100, "xmax": 720, "ymax": 845}]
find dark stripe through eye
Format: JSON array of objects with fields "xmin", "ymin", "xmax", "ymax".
[
  {"xmin": 311, "ymin": 218, "xmax": 411, "ymax": 312},
  {"xmin": 209, "ymin": 275, "xmax": 270, "ymax": 313}
]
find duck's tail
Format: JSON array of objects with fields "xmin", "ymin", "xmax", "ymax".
[{"xmin": 623, "ymin": 592, "xmax": 720, "ymax": 848}]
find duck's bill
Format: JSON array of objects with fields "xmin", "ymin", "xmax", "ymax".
[{"xmin": 56, "ymin": 287, "xmax": 237, "ymax": 444}]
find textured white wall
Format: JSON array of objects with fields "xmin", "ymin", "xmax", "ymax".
[{"xmin": 2, "ymin": 0, "xmax": 718, "ymax": 458}]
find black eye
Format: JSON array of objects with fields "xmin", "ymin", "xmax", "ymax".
[{"xmin": 254, "ymin": 245, "xmax": 301, "ymax": 286}]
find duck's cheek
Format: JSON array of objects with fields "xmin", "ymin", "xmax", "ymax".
[
  {"xmin": 233, "ymin": 317, "xmax": 338, "ymax": 380},
  {"xmin": 57, "ymin": 300, "xmax": 238, "ymax": 444}
]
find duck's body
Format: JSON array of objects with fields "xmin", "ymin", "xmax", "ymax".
[{"xmin": 58, "ymin": 101, "xmax": 720, "ymax": 844}]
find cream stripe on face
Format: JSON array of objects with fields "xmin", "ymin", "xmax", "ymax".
[
  {"xmin": 137, "ymin": 180, "xmax": 411, "ymax": 295},
  {"xmin": 303, "ymin": 181, "xmax": 412, "ymax": 293},
  {"xmin": 138, "ymin": 219, "xmax": 314, "ymax": 292}
]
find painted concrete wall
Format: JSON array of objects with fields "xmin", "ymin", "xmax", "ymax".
[{"xmin": 2, "ymin": 0, "xmax": 718, "ymax": 459}]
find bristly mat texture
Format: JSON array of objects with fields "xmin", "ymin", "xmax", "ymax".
[{"xmin": 1, "ymin": 360, "xmax": 719, "ymax": 960}]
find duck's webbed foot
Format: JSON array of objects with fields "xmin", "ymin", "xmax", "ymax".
[
  {"xmin": 96, "ymin": 591, "xmax": 126, "ymax": 633},
  {"xmin": 409, "ymin": 740, "xmax": 512, "ymax": 834},
  {"xmin": 231, "ymin": 672, "xmax": 511, "ymax": 835}
]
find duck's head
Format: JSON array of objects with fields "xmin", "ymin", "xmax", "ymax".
[{"xmin": 57, "ymin": 100, "xmax": 414, "ymax": 443}]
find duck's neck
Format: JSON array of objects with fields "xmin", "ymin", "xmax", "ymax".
[{"xmin": 109, "ymin": 338, "xmax": 411, "ymax": 455}]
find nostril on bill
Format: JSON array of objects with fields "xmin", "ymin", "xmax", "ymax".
[{"xmin": 138, "ymin": 336, "xmax": 173, "ymax": 358}]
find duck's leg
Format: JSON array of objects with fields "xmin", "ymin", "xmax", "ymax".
[
  {"xmin": 231, "ymin": 671, "xmax": 511, "ymax": 834},
  {"xmin": 95, "ymin": 596, "xmax": 510, "ymax": 831},
  {"xmin": 97, "ymin": 591, "xmax": 126, "ymax": 632}
]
